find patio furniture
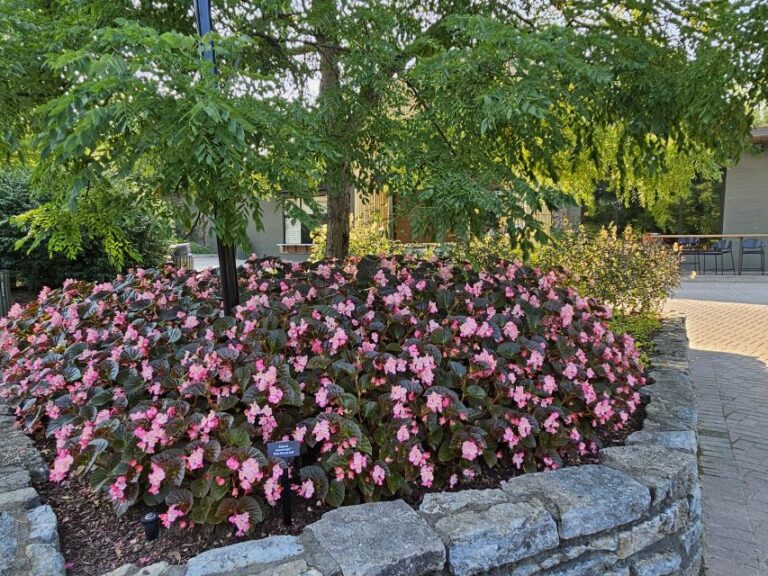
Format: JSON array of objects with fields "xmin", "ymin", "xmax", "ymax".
[
  {"xmin": 677, "ymin": 237, "xmax": 701, "ymax": 271},
  {"xmin": 699, "ymin": 239, "xmax": 735, "ymax": 275},
  {"xmin": 739, "ymin": 239, "xmax": 766, "ymax": 274}
]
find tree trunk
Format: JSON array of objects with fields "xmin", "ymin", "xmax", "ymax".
[
  {"xmin": 315, "ymin": 0, "xmax": 352, "ymax": 260},
  {"xmin": 325, "ymin": 163, "xmax": 352, "ymax": 259}
]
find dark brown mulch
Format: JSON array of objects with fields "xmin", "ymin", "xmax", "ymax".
[
  {"xmin": 10, "ymin": 288, "xmax": 37, "ymax": 307},
  {"xmin": 33, "ymin": 399, "xmax": 647, "ymax": 576}
]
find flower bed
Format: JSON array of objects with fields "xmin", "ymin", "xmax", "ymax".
[{"xmin": 0, "ymin": 256, "xmax": 645, "ymax": 541}]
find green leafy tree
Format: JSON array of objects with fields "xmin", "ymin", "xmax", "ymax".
[
  {"xmin": 6, "ymin": 0, "xmax": 768, "ymax": 262},
  {"xmin": 25, "ymin": 22, "xmax": 324, "ymax": 266}
]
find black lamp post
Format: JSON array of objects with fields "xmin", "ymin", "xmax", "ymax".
[{"xmin": 193, "ymin": 0, "xmax": 240, "ymax": 316}]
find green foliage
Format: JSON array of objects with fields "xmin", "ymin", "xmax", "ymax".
[
  {"xmin": 5, "ymin": 1, "xmax": 767, "ymax": 261},
  {"xmin": 535, "ymin": 225, "xmax": 680, "ymax": 315},
  {"xmin": 449, "ymin": 226, "xmax": 521, "ymax": 271},
  {"xmin": 0, "ymin": 167, "xmax": 35, "ymax": 271},
  {"xmin": 310, "ymin": 215, "xmax": 402, "ymax": 262},
  {"xmin": 609, "ymin": 312, "xmax": 662, "ymax": 364},
  {"xmin": 29, "ymin": 20, "xmax": 325, "ymax": 262},
  {"xmin": 310, "ymin": 215, "xmax": 522, "ymax": 270},
  {"xmin": 0, "ymin": 168, "xmax": 173, "ymax": 290}
]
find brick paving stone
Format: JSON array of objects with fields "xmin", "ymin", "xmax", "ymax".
[{"xmin": 665, "ymin": 278, "xmax": 768, "ymax": 575}]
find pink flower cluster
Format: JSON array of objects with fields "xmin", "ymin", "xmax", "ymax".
[{"xmin": 0, "ymin": 255, "xmax": 646, "ymax": 535}]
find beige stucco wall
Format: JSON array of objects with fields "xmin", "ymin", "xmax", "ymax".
[{"xmin": 723, "ymin": 145, "xmax": 768, "ymax": 270}]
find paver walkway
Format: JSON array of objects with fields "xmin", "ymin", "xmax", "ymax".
[{"xmin": 665, "ymin": 278, "xmax": 768, "ymax": 576}]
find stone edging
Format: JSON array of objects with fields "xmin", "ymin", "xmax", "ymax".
[{"xmin": 0, "ymin": 316, "xmax": 701, "ymax": 576}]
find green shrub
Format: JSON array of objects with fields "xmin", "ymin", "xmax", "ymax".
[
  {"xmin": 535, "ymin": 224, "xmax": 680, "ymax": 315},
  {"xmin": 0, "ymin": 168, "xmax": 173, "ymax": 290},
  {"xmin": 310, "ymin": 215, "xmax": 403, "ymax": 261},
  {"xmin": 0, "ymin": 168, "xmax": 35, "ymax": 273},
  {"xmin": 309, "ymin": 215, "xmax": 522, "ymax": 270}
]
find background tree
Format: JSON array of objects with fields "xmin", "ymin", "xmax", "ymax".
[{"xmin": 4, "ymin": 0, "xmax": 767, "ymax": 263}]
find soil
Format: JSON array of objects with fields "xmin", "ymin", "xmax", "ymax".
[
  {"xmin": 32, "ymin": 399, "xmax": 647, "ymax": 576},
  {"xmin": 10, "ymin": 288, "xmax": 36, "ymax": 307}
]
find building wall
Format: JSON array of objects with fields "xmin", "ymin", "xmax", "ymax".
[
  {"xmin": 723, "ymin": 145, "xmax": 768, "ymax": 270},
  {"xmin": 203, "ymin": 199, "xmax": 288, "ymax": 259}
]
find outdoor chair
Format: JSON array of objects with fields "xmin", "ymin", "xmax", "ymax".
[
  {"xmin": 677, "ymin": 237, "xmax": 701, "ymax": 272},
  {"xmin": 699, "ymin": 239, "xmax": 735, "ymax": 275},
  {"xmin": 739, "ymin": 239, "xmax": 766, "ymax": 274}
]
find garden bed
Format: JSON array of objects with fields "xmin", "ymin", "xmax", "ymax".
[
  {"xmin": 1, "ymin": 255, "xmax": 653, "ymax": 575},
  {"xmin": 31, "ymin": 401, "xmax": 647, "ymax": 576}
]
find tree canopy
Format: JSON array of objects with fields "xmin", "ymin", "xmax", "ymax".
[{"xmin": 2, "ymin": 0, "xmax": 767, "ymax": 262}]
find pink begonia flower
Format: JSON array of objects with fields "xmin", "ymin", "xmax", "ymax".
[
  {"xmin": 560, "ymin": 304, "xmax": 574, "ymax": 327},
  {"xmin": 229, "ymin": 512, "xmax": 250, "ymax": 536},
  {"xmin": 267, "ymin": 385, "xmax": 284, "ymax": 405},
  {"xmin": 371, "ymin": 465, "xmax": 386, "ymax": 486},
  {"xmin": 408, "ymin": 445, "xmax": 425, "ymax": 466},
  {"xmin": 511, "ymin": 385, "xmax": 529, "ymax": 408},
  {"xmin": 426, "ymin": 392, "xmax": 443, "ymax": 413},
  {"xmin": 459, "ymin": 317, "xmax": 478, "ymax": 338},
  {"xmin": 563, "ymin": 362, "xmax": 578, "ymax": 379},
  {"xmin": 239, "ymin": 457, "xmax": 262, "ymax": 486},
  {"xmin": 461, "ymin": 440, "xmax": 480, "ymax": 461},
  {"xmin": 543, "ymin": 412, "xmax": 560, "ymax": 434},
  {"xmin": 328, "ymin": 327, "xmax": 348, "ymax": 353},
  {"xmin": 297, "ymin": 479, "xmax": 315, "ymax": 499},
  {"xmin": 82, "ymin": 365, "xmax": 99, "ymax": 387},
  {"xmin": 512, "ymin": 452, "xmax": 525, "ymax": 469},
  {"xmin": 187, "ymin": 447, "xmax": 205, "ymax": 471},
  {"xmin": 527, "ymin": 350, "xmax": 544, "ymax": 370},
  {"xmin": 108, "ymin": 476, "xmax": 127, "ymax": 502},
  {"xmin": 518, "ymin": 418, "xmax": 532, "ymax": 438},
  {"xmin": 160, "ymin": 504, "xmax": 185, "ymax": 528},
  {"xmin": 349, "ymin": 452, "xmax": 367, "ymax": 474},
  {"xmin": 396, "ymin": 425, "xmax": 410, "ymax": 443},
  {"xmin": 50, "ymin": 449, "xmax": 74, "ymax": 482},
  {"xmin": 315, "ymin": 386, "xmax": 329, "ymax": 407},
  {"xmin": 420, "ymin": 464, "xmax": 434, "ymax": 487},
  {"xmin": 141, "ymin": 361, "xmax": 154, "ymax": 382},
  {"xmin": 503, "ymin": 428, "xmax": 519, "ymax": 448},
  {"xmin": 293, "ymin": 426, "xmax": 307, "ymax": 443},
  {"xmin": 188, "ymin": 364, "xmax": 208, "ymax": 383},
  {"xmin": 183, "ymin": 315, "xmax": 199, "ymax": 329},
  {"xmin": 226, "ymin": 457, "xmax": 241, "ymax": 471},
  {"xmin": 390, "ymin": 385, "xmax": 407, "ymax": 403},
  {"xmin": 148, "ymin": 463, "xmax": 166, "ymax": 495},
  {"xmin": 542, "ymin": 375, "xmax": 557, "ymax": 394},
  {"xmin": 313, "ymin": 420, "xmax": 331, "ymax": 442}
]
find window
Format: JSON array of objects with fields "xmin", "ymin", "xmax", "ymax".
[{"xmin": 284, "ymin": 197, "xmax": 327, "ymax": 245}]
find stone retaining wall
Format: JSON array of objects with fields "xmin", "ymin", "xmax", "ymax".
[{"xmin": 0, "ymin": 317, "xmax": 701, "ymax": 576}]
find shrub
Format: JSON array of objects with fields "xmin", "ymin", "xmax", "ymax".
[
  {"xmin": 309, "ymin": 215, "xmax": 402, "ymax": 262},
  {"xmin": 309, "ymin": 215, "xmax": 520, "ymax": 271},
  {"xmin": 535, "ymin": 224, "xmax": 680, "ymax": 315},
  {"xmin": 0, "ymin": 167, "xmax": 35, "ymax": 273},
  {"xmin": 0, "ymin": 168, "xmax": 173, "ymax": 290},
  {"xmin": 1, "ymin": 256, "xmax": 646, "ymax": 536},
  {"xmin": 15, "ymin": 214, "xmax": 173, "ymax": 291}
]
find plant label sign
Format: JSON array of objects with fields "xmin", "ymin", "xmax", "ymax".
[{"xmin": 267, "ymin": 441, "xmax": 300, "ymax": 460}]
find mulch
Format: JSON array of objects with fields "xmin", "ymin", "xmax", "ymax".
[{"xmin": 33, "ymin": 401, "xmax": 647, "ymax": 576}]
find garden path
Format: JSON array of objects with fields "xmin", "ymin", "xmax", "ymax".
[{"xmin": 665, "ymin": 277, "xmax": 768, "ymax": 576}]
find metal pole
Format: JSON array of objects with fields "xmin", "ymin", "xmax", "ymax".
[{"xmin": 193, "ymin": 0, "xmax": 240, "ymax": 315}]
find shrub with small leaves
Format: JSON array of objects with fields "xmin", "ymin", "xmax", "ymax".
[
  {"xmin": 535, "ymin": 224, "xmax": 680, "ymax": 315},
  {"xmin": 1, "ymin": 255, "xmax": 645, "ymax": 536}
]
